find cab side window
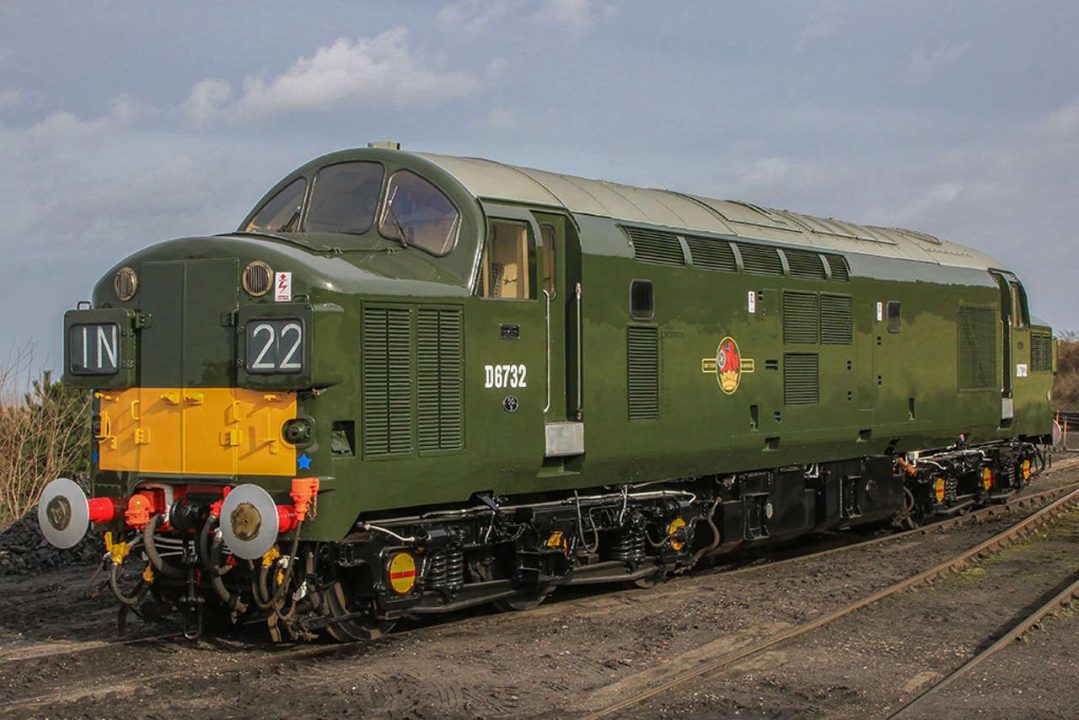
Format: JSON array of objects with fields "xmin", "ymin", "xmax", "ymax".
[
  {"xmin": 478, "ymin": 220, "xmax": 535, "ymax": 299},
  {"xmin": 540, "ymin": 223, "xmax": 557, "ymax": 298}
]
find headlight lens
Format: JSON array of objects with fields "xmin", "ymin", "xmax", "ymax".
[
  {"xmin": 282, "ymin": 418, "xmax": 313, "ymax": 445},
  {"xmin": 114, "ymin": 266, "xmax": 138, "ymax": 301},
  {"xmin": 243, "ymin": 261, "xmax": 273, "ymax": 297}
]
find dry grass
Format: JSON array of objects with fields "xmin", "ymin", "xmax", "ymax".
[
  {"xmin": 1053, "ymin": 332, "xmax": 1079, "ymax": 411},
  {"xmin": 0, "ymin": 348, "xmax": 90, "ymax": 528}
]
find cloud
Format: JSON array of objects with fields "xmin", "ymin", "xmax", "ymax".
[
  {"xmin": 796, "ymin": 1, "xmax": 845, "ymax": 50},
  {"xmin": 538, "ymin": 0, "xmax": 615, "ymax": 33},
  {"xmin": 779, "ymin": 103, "xmax": 934, "ymax": 136},
  {"xmin": 472, "ymin": 103, "xmax": 524, "ymax": 132},
  {"xmin": 437, "ymin": 0, "xmax": 614, "ymax": 36},
  {"xmin": 436, "ymin": 0, "xmax": 518, "ymax": 35},
  {"xmin": 183, "ymin": 28, "xmax": 483, "ymax": 126},
  {"xmin": 1039, "ymin": 100, "xmax": 1079, "ymax": 140},
  {"xmin": 183, "ymin": 78, "xmax": 233, "ymax": 127},
  {"xmin": 9, "ymin": 94, "xmax": 141, "ymax": 161},
  {"xmin": 905, "ymin": 42, "xmax": 968, "ymax": 85},
  {"xmin": 0, "ymin": 87, "xmax": 23, "ymax": 111}
]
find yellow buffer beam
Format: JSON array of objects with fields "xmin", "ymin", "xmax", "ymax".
[{"xmin": 97, "ymin": 387, "xmax": 297, "ymax": 477}]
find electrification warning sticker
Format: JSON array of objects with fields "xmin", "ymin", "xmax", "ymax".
[{"xmin": 275, "ymin": 272, "xmax": 292, "ymax": 302}]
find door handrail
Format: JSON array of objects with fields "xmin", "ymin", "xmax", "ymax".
[
  {"xmin": 575, "ymin": 282, "xmax": 583, "ymax": 420},
  {"xmin": 543, "ymin": 289, "xmax": 551, "ymax": 413}
]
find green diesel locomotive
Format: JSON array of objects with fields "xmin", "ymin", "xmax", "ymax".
[{"xmin": 39, "ymin": 145, "xmax": 1055, "ymax": 639}]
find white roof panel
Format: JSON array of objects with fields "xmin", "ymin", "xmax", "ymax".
[{"xmin": 415, "ymin": 152, "xmax": 1004, "ymax": 270}]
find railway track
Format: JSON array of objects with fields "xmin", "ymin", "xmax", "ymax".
[
  {"xmin": 578, "ymin": 483, "xmax": 1079, "ymax": 719},
  {"xmin": 2, "ymin": 463, "xmax": 1077, "ymax": 716},
  {"xmin": 886, "ymin": 575, "xmax": 1079, "ymax": 719}
]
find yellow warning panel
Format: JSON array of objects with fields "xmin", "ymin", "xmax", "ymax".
[
  {"xmin": 387, "ymin": 552, "xmax": 417, "ymax": 595},
  {"xmin": 98, "ymin": 387, "xmax": 296, "ymax": 477},
  {"xmin": 667, "ymin": 517, "xmax": 687, "ymax": 551}
]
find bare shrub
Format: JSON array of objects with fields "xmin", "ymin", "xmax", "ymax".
[
  {"xmin": 1052, "ymin": 332, "xmax": 1079, "ymax": 411},
  {"xmin": 0, "ymin": 349, "xmax": 91, "ymax": 528}
]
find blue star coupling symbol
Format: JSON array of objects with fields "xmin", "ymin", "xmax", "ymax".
[
  {"xmin": 297, "ymin": 453, "xmax": 312, "ymax": 471},
  {"xmin": 91, "ymin": 450, "xmax": 99, "ymax": 465}
]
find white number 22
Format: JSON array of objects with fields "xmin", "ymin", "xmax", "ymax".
[{"xmin": 484, "ymin": 364, "xmax": 527, "ymax": 389}]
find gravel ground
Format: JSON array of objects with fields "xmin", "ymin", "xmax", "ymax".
[
  {"xmin": 0, "ymin": 457, "xmax": 1075, "ymax": 719},
  {"xmin": 620, "ymin": 508, "xmax": 1079, "ymax": 719},
  {"xmin": 900, "ymin": 610, "xmax": 1079, "ymax": 720}
]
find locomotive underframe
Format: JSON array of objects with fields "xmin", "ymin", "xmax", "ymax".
[{"xmin": 107, "ymin": 438, "xmax": 1042, "ymax": 640}]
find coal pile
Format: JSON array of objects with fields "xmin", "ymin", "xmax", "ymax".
[{"xmin": 0, "ymin": 507, "xmax": 103, "ymax": 576}]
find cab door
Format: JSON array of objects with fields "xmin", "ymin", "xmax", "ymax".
[
  {"xmin": 471, "ymin": 209, "xmax": 548, "ymax": 481},
  {"xmin": 532, "ymin": 212, "xmax": 584, "ymax": 459}
]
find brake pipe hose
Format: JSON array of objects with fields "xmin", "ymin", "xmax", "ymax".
[{"xmin": 143, "ymin": 515, "xmax": 185, "ymax": 578}]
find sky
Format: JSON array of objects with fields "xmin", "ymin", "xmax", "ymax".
[{"xmin": 2, "ymin": 0, "xmax": 1078, "ymax": 381}]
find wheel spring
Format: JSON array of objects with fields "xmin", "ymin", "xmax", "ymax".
[
  {"xmin": 611, "ymin": 527, "xmax": 646, "ymax": 567},
  {"xmin": 427, "ymin": 548, "xmax": 464, "ymax": 592}
]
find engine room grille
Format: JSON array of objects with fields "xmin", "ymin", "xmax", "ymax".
[
  {"xmin": 736, "ymin": 242, "xmax": 784, "ymax": 276},
  {"xmin": 957, "ymin": 305, "xmax": 997, "ymax": 390},
  {"xmin": 783, "ymin": 249, "xmax": 827, "ymax": 280},
  {"xmin": 362, "ymin": 306, "xmax": 413, "ymax": 458},
  {"xmin": 820, "ymin": 294, "xmax": 853, "ymax": 345},
  {"xmin": 783, "ymin": 292, "xmax": 820, "ymax": 344},
  {"xmin": 625, "ymin": 227, "xmax": 685, "ymax": 266},
  {"xmin": 627, "ymin": 326, "xmax": 659, "ymax": 420},
  {"xmin": 685, "ymin": 236, "xmax": 737, "ymax": 272},
  {"xmin": 1030, "ymin": 331, "xmax": 1053, "ymax": 373},
  {"xmin": 823, "ymin": 254, "xmax": 850, "ymax": 281},
  {"xmin": 784, "ymin": 353, "xmax": 819, "ymax": 405},
  {"xmin": 417, "ymin": 307, "xmax": 464, "ymax": 452}
]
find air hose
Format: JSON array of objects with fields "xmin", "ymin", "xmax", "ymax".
[
  {"xmin": 250, "ymin": 521, "xmax": 305, "ymax": 612},
  {"xmin": 689, "ymin": 496, "xmax": 723, "ymax": 566},
  {"xmin": 190, "ymin": 514, "xmax": 249, "ymax": 614},
  {"xmin": 107, "ymin": 544, "xmax": 150, "ymax": 606},
  {"xmin": 198, "ymin": 515, "xmax": 232, "ymax": 577},
  {"xmin": 143, "ymin": 515, "xmax": 185, "ymax": 579}
]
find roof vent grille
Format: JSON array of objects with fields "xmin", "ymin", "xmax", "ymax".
[
  {"xmin": 625, "ymin": 227, "xmax": 686, "ymax": 266},
  {"xmin": 783, "ymin": 249, "xmax": 827, "ymax": 280},
  {"xmin": 736, "ymin": 242, "xmax": 784, "ymax": 276}
]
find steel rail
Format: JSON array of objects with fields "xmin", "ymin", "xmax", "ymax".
[
  {"xmin": 0, "ymin": 635, "xmax": 366, "ymax": 714},
  {"xmin": 0, "ymin": 631, "xmax": 180, "ymax": 666},
  {"xmin": 886, "ymin": 575, "xmax": 1079, "ymax": 720},
  {"xmin": 579, "ymin": 484, "xmax": 1079, "ymax": 719}
]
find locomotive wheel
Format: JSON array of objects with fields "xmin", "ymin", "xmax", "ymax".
[
  {"xmin": 493, "ymin": 590, "xmax": 550, "ymax": 612},
  {"xmin": 321, "ymin": 580, "xmax": 395, "ymax": 641},
  {"xmin": 624, "ymin": 567, "xmax": 664, "ymax": 590}
]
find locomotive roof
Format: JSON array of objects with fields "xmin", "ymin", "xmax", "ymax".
[{"xmin": 413, "ymin": 152, "xmax": 1004, "ymax": 271}]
